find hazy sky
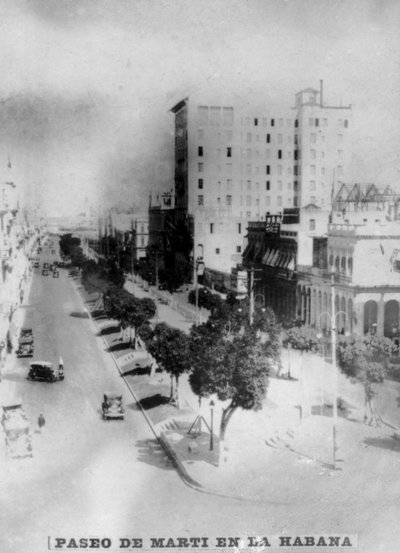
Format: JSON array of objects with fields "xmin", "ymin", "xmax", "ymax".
[{"xmin": 0, "ymin": 0, "xmax": 399, "ymax": 216}]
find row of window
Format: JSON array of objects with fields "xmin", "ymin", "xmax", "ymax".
[
  {"xmin": 197, "ymin": 162, "xmax": 343, "ymax": 177},
  {"xmin": 308, "ymin": 118, "xmax": 349, "ymax": 128}
]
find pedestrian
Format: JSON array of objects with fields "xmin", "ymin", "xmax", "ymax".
[{"xmin": 38, "ymin": 413, "xmax": 45, "ymax": 433}]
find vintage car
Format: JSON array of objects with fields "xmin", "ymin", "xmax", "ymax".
[
  {"xmin": 28, "ymin": 361, "xmax": 64, "ymax": 383},
  {"xmin": 16, "ymin": 328, "xmax": 34, "ymax": 358},
  {"xmin": 42, "ymin": 269, "xmax": 49, "ymax": 276},
  {"xmin": 52, "ymin": 270, "xmax": 60, "ymax": 278},
  {"xmin": 33, "ymin": 261, "xmax": 39, "ymax": 268},
  {"xmin": 102, "ymin": 392, "xmax": 124, "ymax": 420},
  {"xmin": 2, "ymin": 403, "xmax": 32, "ymax": 458}
]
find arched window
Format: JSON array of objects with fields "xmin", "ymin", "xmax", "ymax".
[
  {"xmin": 335, "ymin": 256, "xmax": 340, "ymax": 272},
  {"xmin": 364, "ymin": 300, "xmax": 378, "ymax": 335},
  {"xmin": 348, "ymin": 257, "xmax": 353, "ymax": 274},
  {"xmin": 341, "ymin": 257, "xmax": 346, "ymax": 272},
  {"xmin": 329, "ymin": 254, "xmax": 334, "ymax": 267}
]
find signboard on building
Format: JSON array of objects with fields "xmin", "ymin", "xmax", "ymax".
[
  {"xmin": 282, "ymin": 208, "xmax": 300, "ymax": 225},
  {"xmin": 231, "ymin": 267, "xmax": 248, "ymax": 294}
]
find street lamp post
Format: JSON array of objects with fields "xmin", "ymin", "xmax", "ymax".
[{"xmin": 209, "ymin": 400, "xmax": 215, "ymax": 451}]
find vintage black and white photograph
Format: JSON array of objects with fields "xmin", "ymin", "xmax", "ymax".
[{"xmin": 0, "ymin": 1, "xmax": 399, "ymax": 552}]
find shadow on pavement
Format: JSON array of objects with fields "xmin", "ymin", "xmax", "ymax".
[
  {"xmin": 121, "ymin": 365, "xmax": 151, "ymax": 377},
  {"xmin": 135, "ymin": 439, "xmax": 173, "ymax": 470},
  {"xmin": 69, "ymin": 311, "xmax": 90, "ymax": 319},
  {"xmin": 139, "ymin": 394, "xmax": 170, "ymax": 410},
  {"xmin": 97, "ymin": 326, "xmax": 120, "ymax": 336},
  {"xmin": 364, "ymin": 436, "xmax": 400, "ymax": 452},
  {"xmin": 108, "ymin": 342, "xmax": 130, "ymax": 353},
  {"xmin": 311, "ymin": 400, "xmax": 358, "ymax": 420}
]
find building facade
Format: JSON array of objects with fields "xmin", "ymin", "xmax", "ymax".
[{"xmin": 171, "ymin": 82, "xmax": 352, "ymax": 286}]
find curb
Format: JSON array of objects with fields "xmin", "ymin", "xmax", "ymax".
[{"xmin": 71, "ymin": 279, "xmax": 210, "ymax": 494}]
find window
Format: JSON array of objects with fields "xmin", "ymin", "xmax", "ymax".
[
  {"xmin": 270, "ymin": 119, "xmax": 275, "ymax": 127},
  {"xmin": 277, "ymin": 165, "xmax": 282, "ymax": 176},
  {"xmin": 227, "ymin": 147, "xmax": 232, "ymax": 157},
  {"xmin": 236, "ymin": 245, "xmax": 242, "ymax": 253},
  {"xmin": 338, "ymin": 134, "xmax": 343, "ymax": 143},
  {"xmin": 198, "ymin": 163, "xmax": 203, "ymax": 172},
  {"xmin": 227, "ymin": 179, "xmax": 232, "ymax": 190},
  {"xmin": 141, "ymin": 237, "xmax": 145, "ymax": 246},
  {"xmin": 287, "ymin": 182, "xmax": 292, "ymax": 189},
  {"xmin": 337, "ymin": 165, "xmax": 343, "ymax": 177},
  {"xmin": 262, "ymin": 118, "xmax": 267, "ymax": 126},
  {"xmin": 278, "ymin": 149, "xmax": 282, "ymax": 159},
  {"xmin": 246, "ymin": 211, "xmax": 251, "ymax": 218},
  {"xmin": 246, "ymin": 164, "xmax": 251, "ymax": 175},
  {"xmin": 246, "ymin": 195, "xmax": 252, "ymax": 206},
  {"xmin": 226, "ymin": 163, "xmax": 232, "ymax": 173},
  {"xmin": 315, "ymin": 118, "xmax": 319, "ymax": 127},
  {"xmin": 321, "ymin": 167, "xmax": 325, "ymax": 175},
  {"xmin": 226, "ymin": 195, "xmax": 232, "ymax": 206},
  {"xmin": 266, "ymin": 181, "xmax": 270, "ymax": 190},
  {"xmin": 266, "ymin": 149, "xmax": 271, "ymax": 160},
  {"xmin": 266, "ymin": 133, "xmax": 271, "ymax": 143},
  {"xmin": 226, "ymin": 130, "xmax": 233, "ymax": 141},
  {"xmin": 278, "ymin": 134, "xmax": 283, "ymax": 144},
  {"xmin": 217, "ymin": 197, "xmax": 221, "ymax": 204},
  {"xmin": 293, "ymin": 196, "xmax": 298, "ymax": 207},
  {"xmin": 254, "ymin": 118, "xmax": 258, "ymax": 126},
  {"xmin": 198, "ymin": 195, "xmax": 204, "ymax": 206},
  {"xmin": 246, "ymin": 149, "xmax": 252, "ymax": 159},
  {"xmin": 310, "ymin": 149, "xmax": 316, "ymax": 159},
  {"xmin": 310, "ymin": 196, "xmax": 316, "ymax": 204},
  {"xmin": 286, "ymin": 118, "xmax": 291, "ymax": 127},
  {"xmin": 295, "ymin": 119, "xmax": 298, "ymax": 128},
  {"xmin": 237, "ymin": 223, "xmax": 242, "ymax": 234},
  {"xmin": 198, "ymin": 178, "xmax": 203, "ymax": 189},
  {"xmin": 323, "ymin": 118, "xmax": 327, "ymax": 127},
  {"xmin": 337, "ymin": 149, "xmax": 343, "ymax": 159},
  {"xmin": 210, "ymin": 223, "xmax": 214, "ymax": 233},
  {"xmin": 215, "ymin": 248, "xmax": 220, "ymax": 254},
  {"xmin": 198, "ymin": 146, "xmax": 203, "ymax": 156},
  {"xmin": 198, "ymin": 106, "xmax": 208, "ymax": 125},
  {"xmin": 266, "ymin": 196, "xmax": 271, "ymax": 206},
  {"xmin": 277, "ymin": 180, "xmax": 282, "ymax": 190},
  {"xmin": 310, "ymin": 165, "xmax": 316, "ymax": 175},
  {"xmin": 309, "ymin": 219, "xmax": 316, "ymax": 231},
  {"xmin": 222, "ymin": 107, "xmax": 234, "ymax": 126},
  {"xmin": 266, "ymin": 165, "xmax": 270, "ymax": 175},
  {"xmin": 309, "ymin": 118, "xmax": 314, "ymax": 126}
]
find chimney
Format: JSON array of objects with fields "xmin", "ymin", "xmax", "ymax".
[{"xmin": 319, "ymin": 80, "xmax": 324, "ymax": 107}]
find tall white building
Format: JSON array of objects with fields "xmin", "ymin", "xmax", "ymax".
[{"xmin": 171, "ymin": 83, "xmax": 353, "ymax": 285}]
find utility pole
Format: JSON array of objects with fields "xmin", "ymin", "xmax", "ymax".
[
  {"xmin": 247, "ymin": 267, "xmax": 262, "ymax": 326},
  {"xmin": 331, "ymin": 272, "xmax": 338, "ymax": 470}
]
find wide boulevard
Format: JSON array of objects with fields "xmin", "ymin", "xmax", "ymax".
[{"xmin": 0, "ymin": 239, "xmax": 273, "ymax": 553}]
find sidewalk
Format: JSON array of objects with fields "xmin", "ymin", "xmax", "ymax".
[{"xmin": 90, "ymin": 276, "xmax": 400, "ymax": 502}]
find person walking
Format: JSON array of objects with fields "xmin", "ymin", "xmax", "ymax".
[{"xmin": 38, "ymin": 413, "xmax": 45, "ymax": 433}]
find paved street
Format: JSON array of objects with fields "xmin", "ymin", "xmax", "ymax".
[{"xmin": 0, "ymin": 241, "xmax": 277, "ymax": 553}]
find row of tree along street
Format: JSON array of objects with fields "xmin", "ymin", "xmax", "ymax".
[{"xmin": 61, "ymin": 233, "xmax": 400, "ymax": 440}]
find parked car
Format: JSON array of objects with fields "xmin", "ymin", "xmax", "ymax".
[
  {"xmin": 102, "ymin": 392, "xmax": 124, "ymax": 420},
  {"xmin": 53, "ymin": 270, "xmax": 59, "ymax": 278},
  {"xmin": 42, "ymin": 269, "xmax": 49, "ymax": 276},
  {"xmin": 51, "ymin": 249, "xmax": 56, "ymax": 254},
  {"xmin": 28, "ymin": 361, "xmax": 64, "ymax": 382},
  {"xmin": 33, "ymin": 262, "xmax": 39, "ymax": 268},
  {"xmin": 16, "ymin": 328, "xmax": 34, "ymax": 358}
]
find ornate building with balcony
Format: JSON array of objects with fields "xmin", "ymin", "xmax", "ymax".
[{"xmin": 297, "ymin": 184, "xmax": 400, "ymax": 338}]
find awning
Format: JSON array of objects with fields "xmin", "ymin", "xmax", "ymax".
[
  {"xmin": 287, "ymin": 254, "xmax": 296, "ymax": 271},
  {"xmin": 242, "ymin": 241, "xmax": 255, "ymax": 261},
  {"xmin": 253, "ymin": 242, "xmax": 264, "ymax": 263},
  {"xmin": 261, "ymin": 247, "xmax": 272, "ymax": 265}
]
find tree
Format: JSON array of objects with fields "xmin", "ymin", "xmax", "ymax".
[
  {"xmin": 104, "ymin": 288, "xmax": 156, "ymax": 347},
  {"xmin": 59, "ymin": 233, "xmax": 81, "ymax": 258},
  {"xmin": 337, "ymin": 333, "xmax": 397, "ymax": 425},
  {"xmin": 188, "ymin": 306, "xmax": 279, "ymax": 440},
  {"xmin": 146, "ymin": 323, "xmax": 191, "ymax": 407}
]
